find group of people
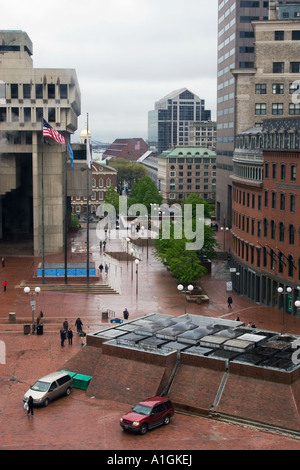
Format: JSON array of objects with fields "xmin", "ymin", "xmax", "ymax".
[
  {"xmin": 60, "ymin": 317, "xmax": 84, "ymax": 347},
  {"xmin": 99, "ymin": 263, "xmax": 109, "ymax": 276}
]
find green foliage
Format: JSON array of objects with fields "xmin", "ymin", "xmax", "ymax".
[
  {"xmin": 105, "ymin": 185, "xmax": 120, "ymax": 212},
  {"xmin": 128, "ymin": 176, "xmax": 162, "ymax": 213},
  {"xmin": 108, "ymin": 159, "xmax": 147, "ymax": 189},
  {"xmin": 154, "ymin": 193, "xmax": 218, "ymax": 283}
]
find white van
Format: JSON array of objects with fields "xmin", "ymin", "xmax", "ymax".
[{"xmin": 23, "ymin": 371, "xmax": 73, "ymax": 407}]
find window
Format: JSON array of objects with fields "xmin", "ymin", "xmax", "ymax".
[
  {"xmin": 271, "ymin": 220, "xmax": 276, "ymax": 239},
  {"xmin": 263, "ymin": 218, "xmax": 268, "ymax": 237},
  {"xmin": 281, "ymin": 164, "xmax": 286, "ymax": 180},
  {"xmin": 256, "ymin": 84, "xmax": 267, "ymax": 94},
  {"xmin": 60, "ymin": 84, "xmax": 68, "ymax": 99},
  {"xmin": 48, "ymin": 84, "xmax": 55, "ymax": 99},
  {"xmin": 290, "ymin": 194, "xmax": 296, "ymax": 212},
  {"xmin": 35, "ymin": 84, "xmax": 43, "ymax": 99},
  {"xmin": 280, "ymin": 193, "xmax": 285, "ymax": 210},
  {"xmin": 272, "ymin": 191, "xmax": 276, "ymax": 209},
  {"xmin": 255, "ymin": 103, "xmax": 266, "ymax": 115},
  {"xmin": 279, "ymin": 222, "xmax": 285, "ymax": 242},
  {"xmin": 264, "ymin": 190, "xmax": 268, "ymax": 208},
  {"xmin": 275, "ymin": 31, "xmax": 284, "ymax": 41},
  {"xmin": 23, "ymin": 84, "xmax": 31, "ymax": 99},
  {"xmin": 291, "ymin": 165, "xmax": 296, "ymax": 181},
  {"xmin": 288, "ymin": 255, "xmax": 294, "ymax": 277},
  {"xmin": 10, "ymin": 84, "xmax": 18, "ymax": 99},
  {"xmin": 272, "ymin": 83, "xmax": 284, "ymax": 94},
  {"xmin": 273, "ymin": 62, "xmax": 284, "ymax": 73},
  {"xmin": 48, "ymin": 108, "xmax": 55, "ymax": 122},
  {"xmin": 12, "ymin": 107, "xmax": 19, "ymax": 122},
  {"xmin": 24, "ymin": 108, "xmax": 31, "ymax": 122},
  {"xmin": 272, "ymin": 103, "xmax": 283, "ymax": 115},
  {"xmin": 289, "ymin": 103, "xmax": 300, "ymax": 115},
  {"xmin": 292, "ymin": 31, "xmax": 300, "ymax": 40},
  {"xmin": 289, "ymin": 224, "xmax": 295, "ymax": 245},
  {"xmin": 272, "ymin": 163, "xmax": 277, "ymax": 179},
  {"xmin": 0, "ymin": 108, "xmax": 7, "ymax": 122},
  {"xmin": 99, "ymin": 178, "xmax": 103, "ymax": 188},
  {"xmin": 278, "ymin": 252, "xmax": 284, "ymax": 273},
  {"xmin": 290, "ymin": 62, "xmax": 300, "ymax": 73}
]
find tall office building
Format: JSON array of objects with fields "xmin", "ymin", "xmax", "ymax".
[
  {"xmin": 148, "ymin": 88, "xmax": 211, "ymax": 155},
  {"xmin": 0, "ymin": 30, "xmax": 81, "ymax": 254},
  {"xmin": 216, "ymin": 0, "xmax": 273, "ymax": 227}
]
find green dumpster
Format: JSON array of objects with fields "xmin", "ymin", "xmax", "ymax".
[{"xmin": 73, "ymin": 373, "xmax": 92, "ymax": 390}]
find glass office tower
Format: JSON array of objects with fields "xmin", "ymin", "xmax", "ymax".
[{"xmin": 148, "ymin": 88, "xmax": 211, "ymax": 155}]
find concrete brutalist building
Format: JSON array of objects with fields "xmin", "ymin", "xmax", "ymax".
[{"xmin": 0, "ymin": 30, "xmax": 81, "ymax": 254}]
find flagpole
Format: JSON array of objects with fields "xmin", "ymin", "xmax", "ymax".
[
  {"xmin": 64, "ymin": 141, "xmax": 68, "ymax": 285},
  {"xmin": 41, "ymin": 142, "xmax": 45, "ymax": 285},
  {"xmin": 86, "ymin": 113, "xmax": 90, "ymax": 286}
]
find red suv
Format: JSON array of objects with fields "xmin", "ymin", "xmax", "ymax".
[{"xmin": 120, "ymin": 396, "xmax": 175, "ymax": 435}]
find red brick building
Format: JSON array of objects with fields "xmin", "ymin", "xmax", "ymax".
[
  {"xmin": 103, "ymin": 138, "xmax": 148, "ymax": 162},
  {"xmin": 231, "ymin": 118, "xmax": 300, "ymax": 316},
  {"xmin": 71, "ymin": 161, "xmax": 117, "ymax": 217}
]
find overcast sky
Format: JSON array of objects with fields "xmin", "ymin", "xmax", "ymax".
[{"xmin": 2, "ymin": 0, "xmax": 218, "ymax": 143}]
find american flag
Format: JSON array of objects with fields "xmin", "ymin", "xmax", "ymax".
[{"xmin": 43, "ymin": 119, "xmax": 65, "ymax": 145}]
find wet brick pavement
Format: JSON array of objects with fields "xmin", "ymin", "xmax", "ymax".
[{"xmin": 0, "ymin": 229, "xmax": 300, "ymax": 451}]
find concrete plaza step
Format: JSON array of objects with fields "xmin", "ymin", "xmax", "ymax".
[{"xmin": 17, "ymin": 282, "xmax": 118, "ymax": 295}]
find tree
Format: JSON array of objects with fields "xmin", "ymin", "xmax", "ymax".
[
  {"xmin": 128, "ymin": 176, "xmax": 162, "ymax": 213},
  {"xmin": 154, "ymin": 193, "xmax": 218, "ymax": 283}
]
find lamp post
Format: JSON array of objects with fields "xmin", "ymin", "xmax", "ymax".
[
  {"xmin": 130, "ymin": 247, "xmax": 135, "ymax": 281},
  {"xmin": 220, "ymin": 226, "xmax": 229, "ymax": 252},
  {"xmin": 24, "ymin": 286, "xmax": 41, "ymax": 334},
  {"xmin": 277, "ymin": 286, "xmax": 292, "ymax": 327},
  {"xmin": 126, "ymin": 237, "xmax": 130, "ymax": 266},
  {"xmin": 135, "ymin": 259, "xmax": 139, "ymax": 295},
  {"xmin": 177, "ymin": 284, "xmax": 194, "ymax": 314}
]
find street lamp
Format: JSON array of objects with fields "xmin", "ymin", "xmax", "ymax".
[
  {"xmin": 220, "ymin": 226, "xmax": 229, "ymax": 252},
  {"xmin": 24, "ymin": 286, "xmax": 41, "ymax": 334},
  {"xmin": 277, "ymin": 286, "xmax": 292, "ymax": 327},
  {"xmin": 130, "ymin": 247, "xmax": 135, "ymax": 281},
  {"xmin": 177, "ymin": 284, "xmax": 194, "ymax": 314},
  {"xmin": 135, "ymin": 259, "xmax": 140, "ymax": 295},
  {"xmin": 126, "ymin": 237, "xmax": 130, "ymax": 266}
]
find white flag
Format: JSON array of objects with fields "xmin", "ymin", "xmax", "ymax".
[{"xmin": 86, "ymin": 137, "xmax": 92, "ymax": 169}]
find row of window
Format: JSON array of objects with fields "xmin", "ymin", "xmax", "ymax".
[
  {"xmin": 0, "ymin": 107, "xmax": 56, "ymax": 123},
  {"xmin": 234, "ymin": 238, "xmax": 297, "ymax": 278},
  {"xmin": 255, "ymin": 82, "xmax": 300, "ymax": 94},
  {"xmin": 234, "ymin": 188, "xmax": 297, "ymax": 211},
  {"xmin": 265, "ymin": 162, "xmax": 296, "ymax": 181},
  {"xmin": 234, "ymin": 212, "xmax": 297, "ymax": 243},
  {"xmin": 7, "ymin": 83, "xmax": 68, "ymax": 100},
  {"xmin": 273, "ymin": 62, "xmax": 300, "ymax": 73},
  {"xmin": 91, "ymin": 178, "xmax": 112, "ymax": 188},
  {"xmin": 169, "ymin": 184, "xmax": 216, "ymax": 191},
  {"xmin": 255, "ymin": 103, "xmax": 300, "ymax": 115}
]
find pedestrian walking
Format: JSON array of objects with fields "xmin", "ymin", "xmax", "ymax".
[
  {"xmin": 27, "ymin": 396, "xmax": 34, "ymax": 416},
  {"xmin": 75, "ymin": 317, "xmax": 83, "ymax": 334},
  {"xmin": 67, "ymin": 329, "xmax": 73, "ymax": 345},
  {"xmin": 63, "ymin": 319, "xmax": 68, "ymax": 331},
  {"xmin": 99, "ymin": 240, "xmax": 103, "ymax": 250},
  {"xmin": 3, "ymin": 280, "xmax": 7, "ymax": 292},
  {"xmin": 1, "ymin": 257, "xmax": 5, "ymax": 267},
  {"xmin": 103, "ymin": 240, "xmax": 106, "ymax": 251},
  {"xmin": 99, "ymin": 263, "xmax": 104, "ymax": 275},
  {"xmin": 227, "ymin": 296, "xmax": 233, "ymax": 308},
  {"xmin": 105, "ymin": 264, "xmax": 109, "ymax": 275},
  {"xmin": 123, "ymin": 308, "xmax": 129, "ymax": 320},
  {"xmin": 60, "ymin": 328, "xmax": 66, "ymax": 347}
]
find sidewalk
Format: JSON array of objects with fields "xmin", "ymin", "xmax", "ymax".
[{"xmin": 0, "ymin": 229, "xmax": 300, "ymax": 450}]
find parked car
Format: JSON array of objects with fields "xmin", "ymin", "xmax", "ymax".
[
  {"xmin": 120, "ymin": 396, "xmax": 175, "ymax": 434},
  {"xmin": 23, "ymin": 371, "xmax": 73, "ymax": 407}
]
